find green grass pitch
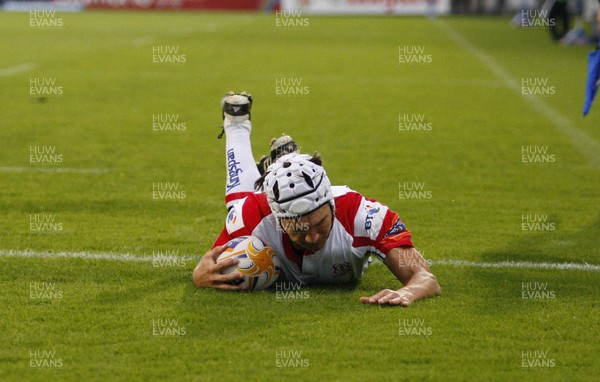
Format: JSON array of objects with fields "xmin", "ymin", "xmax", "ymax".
[{"xmin": 1, "ymin": 10, "xmax": 599, "ymax": 381}]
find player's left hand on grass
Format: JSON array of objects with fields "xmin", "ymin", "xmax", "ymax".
[
  {"xmin": 192, "ymin": 245, "xmax": 247, "ymax": 290},
  {"xmin": 359, "ymin": 288, "xmax": 414, "ymax": 307}
]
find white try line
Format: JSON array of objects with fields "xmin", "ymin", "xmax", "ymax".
[
  {"xmin": 433, "ymin": 20, "xmax": 600, "ymax": 169},
  {"xmin": 1, "ymin": 249, "xmax": 598, "ymax": 271},
  {"xmin": 430, "ymin": 259, "xmax": 600, "ymax": 272},
  {"xmin": 0, "ymin": 166, "xmax": 110, "ymax": 174},
  {"xmin": 0, "ymin": 63, "xmax": 36, "ymax": 77},
  {"xmin": 0, "ymin": 250, "xmax": 195, "ymax": 263}
]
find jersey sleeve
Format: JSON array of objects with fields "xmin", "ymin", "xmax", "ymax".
[
  {"xmin": 335, "ymin": 189, "xmax": 413, "ymax": 260},
  {"xmin": 212, "ymin": 193, "xmax": 271, "ymax": 248},
  {"xmin": 375, "ymin": 208, "xmax": 413, "ymax": 255},
  {"xmin": 359, "ymin": 197, "xmax": 413, "ymax": 258}
]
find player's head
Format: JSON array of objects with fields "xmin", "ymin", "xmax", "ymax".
[{"xmin": 256, "ymin": 153, "xmax": 334, "ymax": 251}]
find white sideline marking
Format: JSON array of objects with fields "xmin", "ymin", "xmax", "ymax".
[
  {"xmin": 1, "ymin": 249, "xmax": 598, "ymax": 271},
  {"xmin": 434, "ymin": 20, "xmax": 600, "ymax": 169},
  {"xmin": 430, "ymin": 259, "xmax": 600, "ymax": 272},
  {"xmin": 0, "ymin": 250, "xmax": 195, "ymax": 263},
  {"xmin": 0, "ymin": 63, "xmax": 36, "ymax": 77},
  {"xmin": 131, "ymin": 36, "xmax": 154, "ymax": 47},
  {"xmin": 0, "ymin": 166, "xmax": 109, "ymax": 174}
]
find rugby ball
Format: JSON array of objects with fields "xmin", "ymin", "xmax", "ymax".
[{"xmin": 217, "ymin": 236, "xmax": 281, "ymax": 290}]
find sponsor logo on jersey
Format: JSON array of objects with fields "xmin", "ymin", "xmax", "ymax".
[
  {"xmin": 332, "ymin": 262, "xmax": 352, "ymax": 278},
  {"xmin": 227, "ymin": 208, "xmax": 237, "ymax": 225},
  {"xmin": 225, "ymin": 201, "xmax": 245, "ymax": 234},
  {"xmin": 366, "ymin": 204, "xmax": 380, "ymax": 215},
  {"xmin": 384, "ymin": 218, "xmax": 407, "ymax": 238},
  {"xmin": 364, "ymin": 203, "xmax": 381, "ymax": 230}
]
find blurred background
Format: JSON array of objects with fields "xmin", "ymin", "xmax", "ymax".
[{"xmin": 3, "ymin": 0, "xmax": 600, "ymax": 45}]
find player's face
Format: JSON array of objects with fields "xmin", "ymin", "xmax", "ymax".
[{"xmin": 280, "ymin": 204, "xmax": 333, "ymax": 252}]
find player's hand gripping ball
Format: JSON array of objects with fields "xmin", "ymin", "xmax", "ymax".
[{"xmin": 217, "ymin": 236, "xmax": 281, "ymax": 290}]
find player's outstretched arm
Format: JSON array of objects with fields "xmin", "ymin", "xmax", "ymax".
[
  {"xmin": 359, "ymin": 247, "xmax": 441, "ymax": 307},
  {"xmin": 193, "ymin": 245, "xmax": 247, "ymax": 290}
]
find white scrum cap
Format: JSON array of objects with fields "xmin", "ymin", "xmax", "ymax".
[{"xmin": 263, "ymin": 153, "xmax": 334, "ymax": 219}]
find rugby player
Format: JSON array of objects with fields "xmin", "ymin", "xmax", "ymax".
[{"xmin": 193, "ymin": 92, "xmax": 441, "ymax": 307}]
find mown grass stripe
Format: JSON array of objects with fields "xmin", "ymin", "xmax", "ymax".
[
  {"xmin": 0, "ymin": 63, "xmax": 36, "ymax": 77},
  {"xmin": 0, "ymin": 166, "xmax": 110, "ymax": 174},
  {"xmin": 2, "ymin": 249, "xmax": 598, "ymax": 271}
]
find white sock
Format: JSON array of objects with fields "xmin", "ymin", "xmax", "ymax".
[{"xmin": 224, "ymin": 121, "xmax": 261, "ymax": 208}]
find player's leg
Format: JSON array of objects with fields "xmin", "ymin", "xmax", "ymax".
[
  {"xmin": 220, "ymin": 92, "xmax": 261, "ymax": 209},
  {"xmin": 256, "ymin": 134, "xmax": 299, "ymax": 176},
  {"xmin": 220, "ymin": 91, "xmax": 303, "ymax": 208}
]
